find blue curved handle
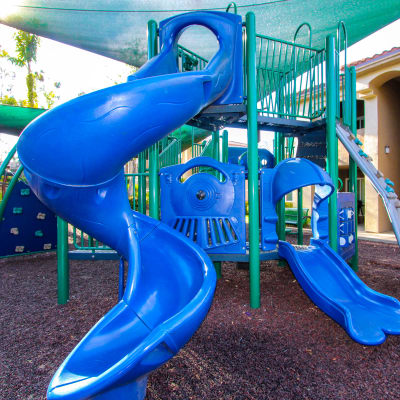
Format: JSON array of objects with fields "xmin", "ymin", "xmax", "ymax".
[
  {"xmin": 133, "ymin": 11, "xmax": 243, "ymax": 105},
  {"xmin": 173, "ymin": 156, "xmax": 232, "ymax": 182}
]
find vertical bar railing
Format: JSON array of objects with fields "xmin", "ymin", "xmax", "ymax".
[{"xmin": 254, "ymin": 34, "xmax": 325, "ymax": 120}]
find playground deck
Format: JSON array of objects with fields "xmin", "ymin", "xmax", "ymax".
[{"xmin": 1, "ymin": 238, "xmax": 399, "ymax": 400}]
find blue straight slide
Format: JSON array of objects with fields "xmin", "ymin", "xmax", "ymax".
[
  {"xmin": 279, "ymin": 239, "xmax": 400, "ymax": 345},
  {"xmin": 17, "ymin": 11, "xmax": 243, "ymax": 400}
]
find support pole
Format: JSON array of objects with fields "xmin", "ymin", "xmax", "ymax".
[
  {"xmin": 222, "ymin": 129, "xmax": 229, "ymax": 163},
  {"xmin": 118, "ymin": 257, "xmax": 125, "ymax": 301},
  {"xmin": 213, "ymin": 262, "xmax": 222, "ymax": 279},
  {"xmin": 212, "ymin": 130, "xmax": 220, "ymax": 161},
  {"xmin": 148, "ymin": 20, "xmax": 160, "ymax": 220},
  {"xmin": 325, "ymin": 34, "xmax": 338, "ymax": 251},
  {"xmin": 297, "ymin": 188, "xmax": 303, "ymax": 245},
  {"xmin": 138, "ymin": 153, "xmax": 146, "ymax": 214},
  {"xmin": 349, "ymin": 66, "xmax": 359, "ymax": 271},
  {"xmin": 246, "ymin": 12, "xmax": 260, "ymax": 309},
  {"xmin": 57, "ymin": 217, "xmax": 69, "ymax": 305},
  {"xmin": 275, "ymin": 133, "xmax": 286, "ymax": 241}
]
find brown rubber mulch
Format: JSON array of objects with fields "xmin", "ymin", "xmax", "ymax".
[{"xmin": 1, "ymin": 238, "xmax": 399, "ymax": 400}]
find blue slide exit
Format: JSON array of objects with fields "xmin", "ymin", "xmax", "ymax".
[
  {"xmin": 279, "ymin": 239, "xmax": 400, "ymax": 345},
  {"xmin": 17, "ymin": 11, "xmax": 243, "ymax": 400}
]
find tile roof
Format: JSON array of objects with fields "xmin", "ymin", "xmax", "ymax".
[{"xmin": 346, "ymin": 47, "xmax": 400, "ymax": 70}]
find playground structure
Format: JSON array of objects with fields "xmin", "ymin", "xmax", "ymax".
[{"xmin": 1, "ymin": 2, "xmax": 400, "ymax": 399}]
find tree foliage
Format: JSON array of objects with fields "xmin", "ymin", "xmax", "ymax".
[
  {"xmin": 1, "ymin": 31, "xmax": 61, "ymax": 109},
  {"xmin": 6, "ymin": 31, "xmax": 40, "ymax": 108}
]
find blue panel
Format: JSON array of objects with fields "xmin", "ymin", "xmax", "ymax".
[
  {"xmin": 337, "ymin": 192, "xmax": 356, "ymax": 260},
  {"xmin": 227, "ymin": 146, "xmax": 246, "ymax": 165},
  {"xmin": 260, "ymin": 158, "xmax": 334, "ymax": 250},
  {"xmin": 0, "ymin": 181, "xmax": 57, "ymax": 258},
  {"xmin": 160, "ymin": 157, "xmax": 246, "ymax": 254},
  {"xmin": 238, "ymin": 148, "xmax": 275, "ymax": 170}
]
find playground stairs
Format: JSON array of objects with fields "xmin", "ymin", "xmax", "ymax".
[{"xmin": 336, "ymin": 122, "xmax": 400, "ymax": 246}]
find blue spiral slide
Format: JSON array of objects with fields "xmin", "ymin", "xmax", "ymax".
[{"xmin": 17, "ymin": 11, "xmax": 243, "ymax": 400}]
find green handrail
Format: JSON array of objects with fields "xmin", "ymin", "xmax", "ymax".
[
  {"xmin": 337, "ymin": 21, "xmax": 348, "ymax": 68},
  {"xmin": 225, "ymin": 2, "xmax": 238, "ymax": 14},
  {"xmin": 0, "ymin": 164, "xmax": 24, "ymax": 222},
  {"xmin": 0, "ymin": 143, "xmax": 18, "ymax": 180},
  {"xmin": 294, "ymin": 22, "xmax": 312, "ymax": 47}
]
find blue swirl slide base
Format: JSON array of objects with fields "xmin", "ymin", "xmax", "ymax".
[
  {"xmin": 279, "ymin": 239, "xmax": 400, "ymax": 345},
  {"xmin": 47, "ymin": 210, "xmax": 216, "ymax": 399}
]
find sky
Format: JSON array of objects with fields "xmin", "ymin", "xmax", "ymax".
[{"xmin": 0, "ymin": 18, "xmax": 399, "ymax": 159}]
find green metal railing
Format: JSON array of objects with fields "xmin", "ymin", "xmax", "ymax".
[
  {"xmin": 159, "ymin": 138, "xmax": 182, "ymax": 168},
  {"xmin": 177, "ymin": 44, "xmax": 208, "ymax": 72},
  {"xmin": 192, "ymin": 142, "xmax": 206, "ymax": 158},
  {"xmin": 0, "ymin": 144, "xmax": 24, "ymax": 221},
  {"xmin": 255, "ymin": 34, "xmax": 326, "ymax": 120}
]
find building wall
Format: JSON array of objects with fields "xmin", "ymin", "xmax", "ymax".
[
  {"xmin": 376, "ymin": 79, "xmax": 400, "ymax": 231},
  {"xmin": 357, "ymin": 59, "xmax": 400, "ymax": 232}
]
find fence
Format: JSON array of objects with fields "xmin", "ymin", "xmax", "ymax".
[{"xmin": 254, "ymin": 34, "xmax": 326, "ymax": 120}]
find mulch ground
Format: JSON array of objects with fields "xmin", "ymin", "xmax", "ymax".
[{"xmin": 1, "ymin": 237, "xmax": 399, "ymax": 400}]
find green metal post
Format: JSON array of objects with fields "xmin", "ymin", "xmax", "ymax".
[
  {"xmin": 148, "ymin": 20, "xmax": 160, "ymax": 220},
  {"xmin": 349, "ymin": 66, "xmax": 358, "ymax": 271},
  {"xmin": 275, "ymin": 76, "xmax": 286, "ymax": 243},
  {"xmin": 246, "ymin": 12, "xmax": 260, "ymax": 309},
  {"xmin": 138, "ymin": 152, "xmax": 146, "ymax": 214},
  {"xmin": 212, "ymin": 130, "xmax": 220, "ymax": 160},
  {"xmin": 57, "ymin": 217, "xmax": 69, "ymax": 304},
  {"xmin": 212, "ymin": 130, "xmax": 220, "ymax": 180},
  {"xmin": 222, "ymin": 129, "xmax": 229, "ymax": 163},
  {"xmin": 344, "ymin": 67, "xmax": 352, "ymax": 127},
  {"xmin": 276, "ymin": 133, "xmax": 286, "ymax": 241},
  {"xmin": 213, "ymin": 262, "xmax": 222, "ymax": 279},
  {"xmin": 297, "ymin": 188, "xmax": 303, "ymax": 245},
  {"xmin": 325, "ymin": 34, "xmax": 338, "ymax": 252}
]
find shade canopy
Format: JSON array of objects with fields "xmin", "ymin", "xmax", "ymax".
[{"xmin": 1, "ymin": 1, "xmax": 399, "ymax": 67}]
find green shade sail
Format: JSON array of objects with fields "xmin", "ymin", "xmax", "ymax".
[
  {"xmin": 0, "ymin": 104, "xmax": 46, "ymax": 135},
  {"xmin": 1, "ymin": 1, "xmax": 399, "ymax": 67}
]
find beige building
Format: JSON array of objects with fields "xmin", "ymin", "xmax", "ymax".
[{"xmin": 338, "ymin": 47, "xmax": 400, "ymax": 233}]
